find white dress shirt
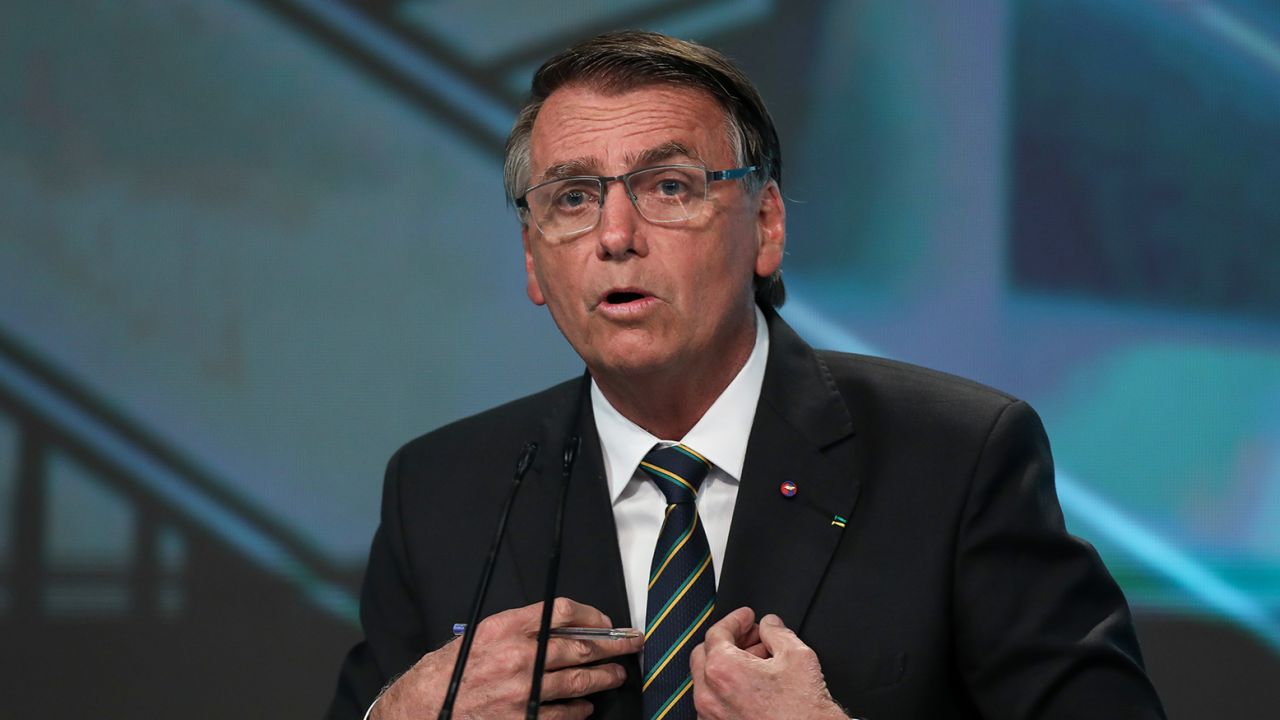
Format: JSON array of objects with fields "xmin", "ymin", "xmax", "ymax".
[
  {"xmin": 592, "ymin": 306, "xmax": 769, "ymax": 631},
  {"xmin": 365, "ymin": 309, "xmax": 769, "ymax": 719}
]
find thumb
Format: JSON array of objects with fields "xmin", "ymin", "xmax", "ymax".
[{"xmin": 757, "ymin": 614, "xmax": 806, "ymax": 657}]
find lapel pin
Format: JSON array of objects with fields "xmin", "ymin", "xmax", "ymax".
[
  {"xmin": 830, "ymin": 514, "xmax": 847, "ymax": 528},
  {"xmin": 779, "ymin": 480, "xmax": 797, "ymax": 497}
]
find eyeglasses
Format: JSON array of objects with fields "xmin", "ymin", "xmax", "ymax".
[{"xmin": 516, "ymin": 164, "xmax": 758, "ymax": 241}]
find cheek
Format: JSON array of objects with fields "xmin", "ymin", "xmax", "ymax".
[
  {"xmin": 531, "ymin": 253, "xmax": 590, "ymax": 325},
  {"xmin": 702, "ymin": 232, "xmax": 761, "ymax": 300}
]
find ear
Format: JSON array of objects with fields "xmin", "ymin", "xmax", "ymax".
[
  {"xmin": 753, "ymin": 180, "xmax": 786, "ymax": 278},
  {"xmin": 522, "ymin": 225, "xmax": 547, "ymax": 306}
]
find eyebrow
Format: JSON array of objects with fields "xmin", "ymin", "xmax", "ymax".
[
  {"xmin": 536, "ymin": 141, "xmax": 704, "ymax": 183},
  {"xmin": 628, "ymin": 141, "xmax": 702, "ymax": 169}
]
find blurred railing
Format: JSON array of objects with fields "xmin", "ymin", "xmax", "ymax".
[{"xmin": 0, "ymin": 324, "xmax": 360, "ymax": 625}]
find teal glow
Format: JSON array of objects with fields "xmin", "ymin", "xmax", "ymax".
[
  {"xmin": 1192, "ymin": 2, "xmax": 1280, "ymax": 74},
  {"xmin": 784, "ymin": 295, "xmax": 1280, "ymax": 652}
]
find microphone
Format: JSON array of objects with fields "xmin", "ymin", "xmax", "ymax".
[
  {"xmin": 525, "ymin": 434, "xmax": 581, "ymax": 719},
  {"xmin": 438, "ymin": 441, "xmax": 539, "ymax": 720},
  {"xmin": 525, "ymin": 370, "xmax": 591, "ymax": 719}
]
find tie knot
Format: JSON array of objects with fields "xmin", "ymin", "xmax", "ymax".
[{"xmin": 640, "ymin": 444, "xmax": 711, "ymax": 504}]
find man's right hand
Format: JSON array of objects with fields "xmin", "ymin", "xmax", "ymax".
[{"xmin": 371, "ymin": 597, "xmax": 641, "ymax": 720}]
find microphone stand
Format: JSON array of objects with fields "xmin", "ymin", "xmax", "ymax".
[
  {"xmin": 438, "ymin": 369, "xmax": 589, "ymax": 720},
  {"xmin": 526, "ymin": 434, "xmax": 580, "ymax": 720},
  {"xmin": 438, "ymin": 441, "xmax": 539, "ymax": 720},
  {"xmin": 526, "ymin": 370, "xmax": 591, "ymax": 719}
]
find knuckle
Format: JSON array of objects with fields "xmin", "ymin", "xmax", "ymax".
[
  {"xmin": 692, "ymin": 688, "xmax": 722, "ymax": 719},
  {"xmin": 570, "ymin": 639, "xmax": 594, "ymax": 662},
  {"xmin": 794, "ymin": 645, "xmax": 819, "ymax": 665},
  {"xmin": 495, "ymin": 646, "xmax": 527, "ymax": 675},
  {"xmin": 476, "ymin": 611, "xmax": 512, "ymax": 639},
  {"xmin": 563, "ymin": 668, "xmax": 593, "ymax": 697},
  {"xmin": 552, "ymin": 597, "xmax": 575, "ymax": 620},
  {"xmin": 703, "ymin": 653, "xmax": 733, "ymax": 690}
]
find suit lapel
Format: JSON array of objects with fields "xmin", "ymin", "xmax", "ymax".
[
  {"xmin": 498, "ymin": 313, "xmax": 855, "ymax": 717},
  {"xmin": 504, "ymin": 376, "xmax": 641, "ymax": 719},
  {"xmin": 715, "ymin": 310, "xmax": 862, "ymax": 629},
  {"xmin": 505, "ymin": 376, "xmax": 632, "ymax": 627}
]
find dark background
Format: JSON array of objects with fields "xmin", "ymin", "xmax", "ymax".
[{"xmin": 2, "ymin": 1, "xmax": 1278, "ymax": 717}]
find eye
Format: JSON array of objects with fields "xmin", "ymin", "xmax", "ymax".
[
  {"xmin": 550, "ymin": 181, "xmax": 599, "ymax": 211},
  {"xmin": 657, "ymin": 178, "xmax": 688, "ymax": 196},
  {"xmin": 556, "ymin": 190, "xmax": 587, "ymax": 208},
  {"xmin": 637, "ymin": 167, "xmax": 700, "ymax": 200}
]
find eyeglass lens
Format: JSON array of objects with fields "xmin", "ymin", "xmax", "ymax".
[{"xmin": 527, "ymin": 166, "xmax": 709, "ymax": 239}]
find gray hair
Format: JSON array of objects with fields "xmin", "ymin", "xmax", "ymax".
[{"xmin": 503, "ymin": 30, "xmax": 785, "ymax": 307}]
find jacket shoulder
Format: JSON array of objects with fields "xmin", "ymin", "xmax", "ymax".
[
  {"xmin": 814, "ymin": 350, "xmax": 1031, "ymax": 435},
  {"xmin": 818, "ymin": 350, "xmax": 1018, "ymax": 403},
  {"xmin": 393, "ymin": 376, "xmax": 581, "ymax": 471}
]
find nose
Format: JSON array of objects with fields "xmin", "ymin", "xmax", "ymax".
[{"xmin": 595, "ymin": 179, "xmax": 646, "ymax": 260}]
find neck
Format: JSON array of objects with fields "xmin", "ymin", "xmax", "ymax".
[{"xmin": 592, "ymin": 311, "xmax": 759, "ymax": 440}]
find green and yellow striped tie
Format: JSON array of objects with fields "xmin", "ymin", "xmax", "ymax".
[{"xmin": 640, "ymin": 444, "xmax": 715, "ymax": 720}]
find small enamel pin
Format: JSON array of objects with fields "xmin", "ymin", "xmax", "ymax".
[
  {"xmin": 779, "ymin": 480, "xmax": 797, "ymax": 497},
  {"xmin": 830, "ymin": 514, "xmax": 847, "ymax": 528}
]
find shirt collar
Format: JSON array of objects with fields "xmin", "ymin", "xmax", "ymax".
[{"xmin": 592, "ymin": 305, "xmax": 770, "ymax": 504}]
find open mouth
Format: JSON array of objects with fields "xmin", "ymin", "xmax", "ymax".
[{"xmin": 606, "ymin": 291, "xmax": 647, "ymax": 304}]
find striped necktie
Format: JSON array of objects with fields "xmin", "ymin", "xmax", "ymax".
[{"xmin": 640, "ymin": 444, "xmax": 716, "ymax": 720}]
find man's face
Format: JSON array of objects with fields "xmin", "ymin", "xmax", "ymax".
[{"xmin": 521, "ymin": 84, "xmax": 785, "ymax": 382}]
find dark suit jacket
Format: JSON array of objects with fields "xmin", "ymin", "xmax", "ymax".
[{"xmin": 328, "ymin": 309, "xmax": 1166, "ymax": 719}]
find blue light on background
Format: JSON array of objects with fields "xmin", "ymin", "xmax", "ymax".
[{"xmin": 1, "ymin": 0, "xmax": 1277, "ymax": 716}]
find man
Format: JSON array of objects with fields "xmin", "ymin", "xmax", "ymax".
[{"xmin": 329, "ymin": 31, "xmax": 1166, "ymax": 719}]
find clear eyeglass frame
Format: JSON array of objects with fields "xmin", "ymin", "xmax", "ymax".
[{"xmin": 516, "ymin": 164, "xmax": 758, "ymax": 242}]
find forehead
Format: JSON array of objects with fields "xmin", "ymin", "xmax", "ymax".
[{"xmin": 529, "ymin": 84, "xmax": 734, "ymax": 175}]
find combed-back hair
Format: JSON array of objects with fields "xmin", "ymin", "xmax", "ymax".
[{"xmin": 504, "ymin": 30, "xmax": 785, "ymax": 307}]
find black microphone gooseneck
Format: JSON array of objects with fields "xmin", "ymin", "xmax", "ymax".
[
  {"xmin": 526, "ymin": 371, "xmax": 591, "ymax": 719},
  {"xmin": 438, "ymin": 440, "xmax": 539, "ymax": 720}
]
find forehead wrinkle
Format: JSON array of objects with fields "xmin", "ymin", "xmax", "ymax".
[{"xmin": 530, "ymin": 86, "xmax": 734, "ymax": 183}]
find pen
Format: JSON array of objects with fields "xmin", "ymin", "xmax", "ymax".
[{"xmin": 451, "ymin": 623, "xmax": 642, "ymax": 640}]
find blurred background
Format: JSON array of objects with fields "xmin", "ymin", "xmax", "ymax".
[{"xmin": 2, "ymin": 0, "xmax": 1278, "ymax": 717}]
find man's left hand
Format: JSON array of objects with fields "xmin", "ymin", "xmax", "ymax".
[{"xmin": 689, "ymin": 607, "xmax": 850, "ymax": 720}]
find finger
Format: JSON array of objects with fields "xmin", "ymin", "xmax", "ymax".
[
  {"xmin": 703, "ymin": 606, "xmax": 755, "ymax": 650},
  {"xmin": 543, "ymin": 633, "xmax": 643, "ymax": 670},
  {"xmin": 741, "ymin": 641, "xmax": 770, "ymax": 659},
  {"xmin": 476, "ymin": 599, "xmax": 586, "ymax": 640},
  {"xmin": 554, "ymin": 596, "xmax": 614, "ymax": 628},
  {"xmin": 688, "ymin": 643, "xmax": 723, "ymax": 720},
  {"xmin": 538, "ymin": 699, "xmax": 594, "ymax": 720},
  {"xmin": 689, "ymin": 642, "xmax": 707, "ymax": 683},
  {"xmin": 525, "ymin": 597, "xmax": 613, "ymax": 633},
  {"xmin": 757, "ymin": 613, "xmax": 808, "ymax": 658},
  {"xmin": 740, "ymin": 621, "xmax": 762, "ymax": 650},
  {"xmin": 539, "ymin": 663, "xmax": 628, "ymax": 702}
]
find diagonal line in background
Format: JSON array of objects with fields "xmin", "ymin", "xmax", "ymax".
[
  {"xmin": 0, "ymin": 334, "xmax": 361, "ymax": 626},
  {"xmin": 1164, "ymin": 0, "xmax": 1280, "ymax": 75}
]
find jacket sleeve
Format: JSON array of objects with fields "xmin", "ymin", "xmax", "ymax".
[{"xmin": 953, "ymin": 400, "xmax": 1167, "ymax": 719}]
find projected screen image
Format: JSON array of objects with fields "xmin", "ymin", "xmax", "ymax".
[{"xmin": 1, "ymin": 1, "xmax": 1277, "ymax": 717}]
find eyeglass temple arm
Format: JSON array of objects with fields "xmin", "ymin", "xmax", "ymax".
[{"xmin": 707, "ymin": 165, "xmax": 758, "ymax": 182}]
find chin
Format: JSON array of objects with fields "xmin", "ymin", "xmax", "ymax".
[{"xmin": 591, "ymin": 347, "xmax": 677, "ymax": 378}]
